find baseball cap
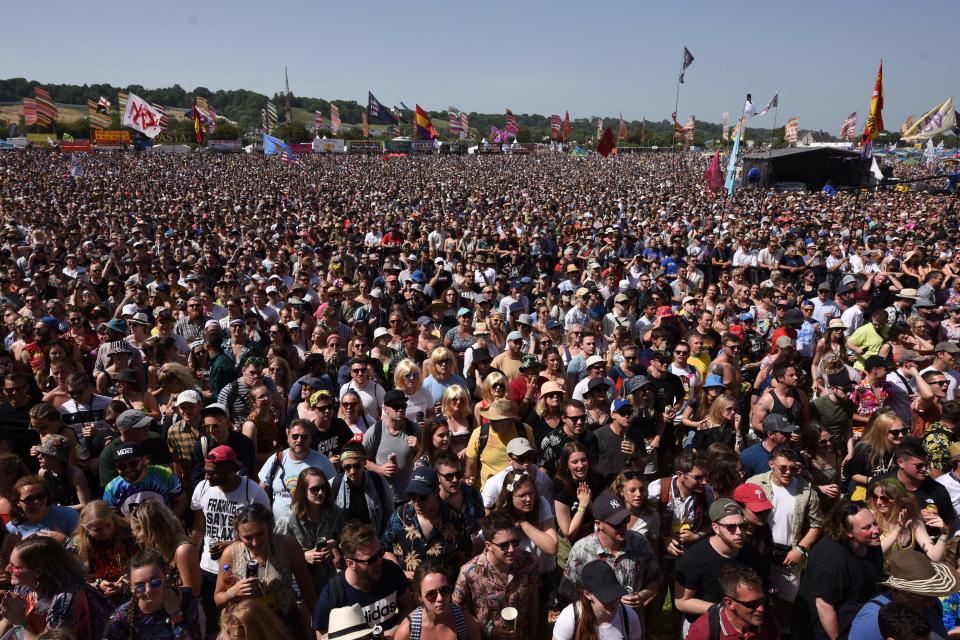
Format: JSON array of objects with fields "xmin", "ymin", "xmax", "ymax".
[
  {"xmin": 520, "ymin": 355, "xmax": 542, "ymax": 371},
  {"xmin": 733, "ymin": 483, "xmax": 774, "ymax": 513},
  {"xmin": 656, "ymin": 306, "xmax": 675, "ymax": 318},
  {"xmin": 584, "ymin": 355, "xmax": 605, "ymax": 368},
  {"xmin": 762, "ymin": 413, "xmax": 798, "ymax": 434},
  {"xmin": 383, "ymin": 389, "xmax": 407, "ymax": 407},
  {"xmin": 506, "ymin": 437, "xmax": 535, "ymax": 457},
  {"xmin": 936, "ymin": 341, "xmax": 960, "ymax": 354},
  {"xmin": 112, "ymin": 443, "xmax": 144, "ymax": 463},
  {"xmin": 406, "ymin": 467, "xmax": 439, "ymax": 496},
  {"xmin": 709, "ymin": 498, "xmax": 744, "ymax": 522},
  {"xmin": 827, "ymin": 369, "xmax": 852, "ymax": 390},
  {"xmin": 507, "ymin": 330, "xmax": 524, "ymax": 341},
  {"xmin": 200, "ymin": 403, "xmax": 229, "ymax": 418},
  {"xmin": 36, "ymin": 434, "xmax": 71, "ymax": 461},
  {"xmin": 116, "ymin": 409, "xmax": 152, "ymax": 430},
  {"xmin": 580, "ymin": 560, "xmax": 628, "ymax": 605},
  {"xmin": 591, "ymin": 490, "xmax": 630, "ymax": 526},
  {"xmin": 175, "ymin": 390, "xmax": 202, "ymax": 406},
  {"xmin": 610, "ymin": 398, "xmax": 633, "ymax": 413},
  {"xmin": 205, "ymin": 445, "xmax": 239, "ymax": 467}
]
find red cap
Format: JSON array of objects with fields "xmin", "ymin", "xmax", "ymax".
[
  {"xmin": 205, "ymin": 445, "xmax": 239, "ymax": 466},
  {"xmin": 656, "ymin": 306, "xmax": 675, "ymax": 317},
  {"xmin": 733, "ymin": 483, "xmax": 773, "ymax": 513},
  {"xmin": 728, "ymin": 325, "xmax": 746, "ymax": 338}
]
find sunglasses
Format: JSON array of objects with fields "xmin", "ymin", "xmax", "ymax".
[
  {"xmin": 289, "ymin": 433, "xmax": 310, "ymax": 441},
  {"xmin": 19, "ymin": 493, "xmax": 47, "ymax": 505},
  {"xmin": 490, "ymin": 538, "xmax": 521, "ymax": 551},
  {"xmin": 133, "ymin": 576, "xmax": 164, "ymax": 595},
  {"xmin": 115, "ymin": 459, "xmax": 142, "ymax": 472},
  {"xmin": 350, "ymin": 549, "xmax": 384, "ymax": 565},
  {"xmin": 438, "ymin": 470, "xmax": 462, "ymax": 481},
  {"xmin": 888, "ymin": 429, "xmax": 906, "ymax": 437},
  {"xmin": 728, "ymin": 595, "xmax": 766, "ymax": 610},
  {"xmin": 565, "ymin": 414, "xmax": 587, "ymax": 423},
  {"xmin": 308, "ymin": 484, "xmax": 328, "ymax": 495},
  {"xmin": 342, "ymin": 463, "xmax": 364, "ymax": 472},
  {"xmin": 351, "ymin": 368, "xmax": 368, "ymax": 374},
  {"xmin": 423, "ymin": 585, "xmax": 454, "ymax": 601},
  {"xmin": 716, "ymin": 521, "xmax": 747, "ymax": 533}
]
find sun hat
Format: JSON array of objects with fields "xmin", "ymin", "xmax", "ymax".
[
  {"xmin": 879, "ymin": 549, "xmax": 960, "ymax": 597},
  {"xmin": 478, "ymin": 399, "xmax": 519, "ymax": 421}
]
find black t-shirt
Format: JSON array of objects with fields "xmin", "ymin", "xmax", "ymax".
[
  {"xmin": 877, "ymin": 470, "xmax": 959, "ymax": 523},
  {"xmin": 0, "ymin": 400, "xmax": 41, "ymax": 471},
  {"xmin": 346, "ymin": 482, "xmax": 372, "ymax": 525},
  {"xmin": 792, "ymin": 537, "xmax": 882, "ymax": 640},
  {"xmin": 647, "ymin": 372, "xmax": 685, "ymax": 411},
  {"xmin": 676, "ymin": 538, "xmax": 766, "ymax": 622},
  {"xmin": 593, "ymin": 423, "xmax": 647, "ymax": 482},
  {"xmin": 844, "ymin": 443, "xmax": 894, "ymax": 487},
  {"xmin": 312, "ymin": 419, "xmax": 355, "ymax": 459},
  {"xmin": 313, "ymin": 557, "xmax": 410, "ymax": 632}
]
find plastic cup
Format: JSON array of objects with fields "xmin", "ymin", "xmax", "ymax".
[{"xmin": 501, "ymin": 606, "xmax": 518, "ymax": 631}]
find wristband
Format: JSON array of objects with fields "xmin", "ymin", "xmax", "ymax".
[
  {"xmin": 795, "ymin": 545, "xmax": 808, "ymax": 557},
  {"xmin": 577, "ymin": 506, "xmax": 587, "ymax": 514},
  {"xmin": 168, "ymin": 610, "xmax": 184, "ymax": 625}
]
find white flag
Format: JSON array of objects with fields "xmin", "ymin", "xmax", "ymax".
[
  {"xmin": 121, "ymin": 91, "xmax": 164, "ymax": 138},
  {"xmin": 743, "ymin": 96, "xmax": 758, "ymax": 118},
  {"xmin": 870, "ymin": 157, "xmax": 883, "ymax": 181},
  {"xmin": 901, "ymin": 97, "xmax": 957, "ymax": 141},
  {"xmin": 757, "ymin": 92, "xmax": 779, "ymax": 117}
]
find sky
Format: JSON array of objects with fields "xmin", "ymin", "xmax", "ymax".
[{"xmin": 2, "ymin": 0, "xmax": 958, "ymax": 131}]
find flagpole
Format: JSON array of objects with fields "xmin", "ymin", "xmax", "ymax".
[{"xmin": 674, "ymin": 47, "xmax": 684, "ymax": 150}]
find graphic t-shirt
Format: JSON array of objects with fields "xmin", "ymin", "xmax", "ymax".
[
  {"xmin": 313, "ymin": 559, "xmax": 410, "ymax": 632},
  {"xmin": 191, "ymin": 478, "xmax": 270, "ymax": 573},
  {"xmin": 102, "ymin": 465, "xmax": 182, "ymax": 516},
  {"xmin": 258, "ymin": 449, "xmax": 336, "ymax": 521}
]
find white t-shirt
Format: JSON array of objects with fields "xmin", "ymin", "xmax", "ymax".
[
  {"xmin": 191, "ymin": 478, "xmax": 270, "ymax": 573},
  {"xmin": 402, "ymin": 388, "xmax": 434, "ymax": 424},
  {"xmin": 339, "ymin": 378, "xmax": 387, "ymax": 418},
  {"xmin": 258, "ymin": 449, "xmax": 336, "ymax": 522},
  {"xmin": 769, "ymin": 478, "xmax": 799, "ymax": 546},
  {"xmin": 552, "ymin": 602, "xmax": 642, "ymax": 640},
  {"xmin": 937, "ymin": 472, "xmax": 960, "ymax": 517}
]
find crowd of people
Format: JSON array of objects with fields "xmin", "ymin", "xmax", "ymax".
[{"xmin": 0, "ymin": 147, "xmax": 956, "ymax": 639}]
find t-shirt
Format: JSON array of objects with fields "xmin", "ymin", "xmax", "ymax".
[
  {"xmin": 191, "ymin": 478, "xmax": 270, "ymax": 573},
  {"xmin": 740, "ymin": 442, "xmax": 774, "ymax": 479},
  {"xmin": 593, "ymin": 423, "xmax": 647, "ymax": 482},
  {"xmin": 552, "ymin": 602, "xmax": 642, "ymax": 640},
  {"xmin": 258, "ymin": 449, "xmax": 336, "ymax": 521},
  {"xmin": 465, "ymin": 421, "xmax": 535, "ymax": 485},
  {"xmin": 5, "ymin": 505, "xmax": 79, "ymax": 538},
  {"xmin": 313, "ymin": 558, "xmax": 410, "ymax": 633},
  {"xmin": 102, "ymin": 465, "xmax": 183, "ymax": 516},
  {"xmin": 676, "ymin": 539, "xmax": 766, "ymax": 622},
  {"xmin": 769, "ymin": 479, "xmax": 799, "ymax": 546},
  {"xmin": 848, "ymin": 592, "xmax": 947, "ymax": 640},
  {"xmin": 0, "ymin": 401, "xmax": 41, "ymax": 470},
  {"xmin": 811, "ymin": 395, "xmax": 855, "ymax": 441},
  {"xmin": 875, "ymin": 470, "xmax": 959, "ymax": 525},
  {"xmin": 792, "ymin": 538, "xmax": 882, "ymax": 640},
  {"xmin": 99, "ymin": 433, "xmax": 173, "ymax": 488},
  {"xmin": 362, "ymin": 421, "xmax": 422, "ymax": 501},
  {"xmin": 480, "ymin": 465, "xmax": 554, "ymax": 509},
  {"xmin": 312, "ymin": 420, "xmax": 357, "ymax": 459}
]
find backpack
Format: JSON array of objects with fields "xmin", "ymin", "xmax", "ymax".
[
  {"xmin": 477, "ymin": 420, "xmax": 523, "ymax": 460},
  {"xmin": 706, "ymin": 602, "xmax": 776, "ymax": 640},
  {"xmin": 367, "ymin": 418, "xmax": 416, "ymax": 458},
  {"xmin": 332, "ymin": 470, "xmax": 388, "ymax": 511},
  {"xmin": 261, "ymin": 450, "xmax": 285, "ymax": 502}
]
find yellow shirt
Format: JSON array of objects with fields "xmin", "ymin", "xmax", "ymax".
[{"xmin": 465, "ymin": 421, "xmax": 534, "ymax": 485}]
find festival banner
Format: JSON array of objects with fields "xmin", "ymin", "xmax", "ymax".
[
  {"xmin": 900, "ymin": 97, "xmax": 957, "ymax": 141},
  {"xmin": 721, "ymin": 112, "xmax": 729, "ymax": 141},
  {"xmin": 22, "ymin": 98, "xmax": 37, "ymax": 126},
  {"xmin": 839, "ymin": 112, "xmax": 857, "ymax": 141},
  {"xmin": 26, "ymin": 133, "xmax": 55, "ymax": 147},
  {"xmin": 33, "ymin": 86, "xmax": 58, "ymax": 125},
  {"xmin": 784, "ymin": 117, "xmax": 800, "ymax": 143},
  {"xmin": 88, "ymin": 100, "xmax": 112, "ymax": 130},
  {"xmin": 93, "ymin": 130, "xmax": 132, "ymax": 145},
  {"xmin": 550, "ymin": 115, "xmax": 561, "ymax": 139},
  {"xmin": 60, "ymin": 141, "xmax": 92, "ymax": 152},
  {"xmin": 122, "ymin": 92, "xmax": 165, "ymax": 138},
  {"xmin": 330, "ymin": 104, "xmax": 341, "ymax": 134}
]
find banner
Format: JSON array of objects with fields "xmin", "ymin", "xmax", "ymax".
[
  {"xmin": 721, "ymin": 112, "xmax": 729, "ymax": 141},
  {"xmin": 291, "ymin": 143, "xmax": 313, "ymax": 154},
  {"xmin": 26, "ymin": 133, "xmax": 55, "ymax": 147},
  {"xmin": 348, "ymin": 140, "xmax": 380, "ymax": 153},
  {"xmin": 121, "ymin": 92, "xmax": 164, "ymax": 138},
  {"xmin": 93, "ymin": 130, "xmax": 131, "ymax": 145},
  {"xmin": 901, "ymin": 97, "xmax": 957, "ymax": 141},
  {"xmin": 60, "ymin": 141, "xmax": 92, "ymax": 152},
  {"xmin": 784, "ymin": 116, "xmax": 800, "ymax": 143},
  {"xmin": 314, "ymin": 138, "xmax": 345, "ymax": 153},
  {"xmin": 208, "ymin": 140, "xmax": 242, "ymax": 152}
]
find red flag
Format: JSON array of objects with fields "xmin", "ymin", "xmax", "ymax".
[
  {"xmin": 192, "ymin": 101, "xmax": 204, "ymax": 145},
  {"xmin": 362, "ymin": 111, "xmax": 369, "ymax": 138},
  {"xmin": 597, "ymin": 126, "xmax": 616, "ymax": 157},
  {"xmin": 704, "ymin": 148, "xmax": 723, "ymax": 192},
  {"xmin": 563, "ymin": 111, "xmax": 571, "ymax": 140},
  {"xmin": 618, "ymin": 112, "xmax": 627, "ymax": 141}
]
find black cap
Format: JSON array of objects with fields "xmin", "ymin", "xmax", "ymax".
[
  {"xmin": 383, "ymin": 389, "xmax": 407, "ymax": 407},
  {"xmin": 580, "ymin": 560, "xmax": 628, "ymax": 605}
]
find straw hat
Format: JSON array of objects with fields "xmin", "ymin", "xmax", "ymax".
[
  {"xmin": 879, "ymin": 549, "xmax": 960, "ymax": 597},
  {"xmin": 324, "ymin": 604, "xmax": 373, "ymax": 639},
  {"xmin": 478, "ymin": 398, "xmax": 520, "ymax": 421}
]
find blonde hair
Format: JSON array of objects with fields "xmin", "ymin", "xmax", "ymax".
[
  {"xmin": 130, "ymin": 500, "xmax": 186, "ymax": 560},
  {"xmin": 478, "ymin": 371, "xmax": 508, "ymax": 404},
  {"xmin": 219, "ymin": 599, "xmax": 293, "ymax": 640},
  {"xmin": 428, "ymin": 346, "xmax": 460, "ymax": 377},
  {"xmin": 73, "ymin": 500, "xmax": 130, "ymax": 575},
  {"xmin": 860, "ymin": 409, "xmax": 902, "ymax": 469},
  {"xmin": 441, "ymin": 384, "xmax": 472, "ymax": 420},
  {"xmin": 156, "ymin": 363, "xmax": 200, "ymax": 390},
  {"xmin": 393, "ymin": 358, "xmax": 423, "ymax": 392},
  {"xmin": 707, "ymin": 393, "xmax": 737, "ymax": 426}
]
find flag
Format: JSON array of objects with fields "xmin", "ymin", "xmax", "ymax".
[
  {"xmin": 97, "ymin": 96, "xmax": 111, "ymax": 112},
  {"xmin": 449, "ymin": 106, "xmax": 463, "ymax": 137},
  {"xmin": 62, "ymin": 132, "xmax": 73, "ymax": 142},
  {"xmin": 901, "ymin": 97, "xmax": 957, "ymax": 141},
  {"xmin": 900, "ymin": 115, "xmax": 915, "ymax": 137},
  {"xmin": 489, "ymin": 126, "xmax": 503, "ymax": 143},
  {"xmin": 705, "ymin": 148, "xmax": 722, "ymax": 192},
  {"xmin": 459, "ymin": 112, "xmax": 468, "ymax": 139},
  {"xmin": 505, "ymin": 109, "xmax": 518, "ymax": 137},
  {"xmin": 721, "ymin": 112, "xmax": 730, "ymax": 141},
  {"xmin": 415, "ymin": 105, "xmax": 437, "ymax": 140},
  {"xmin": 206, "ymin": 104, "xmax": 216, "ymax": 133},
  {"xmin": 641, "ymin": 116, "xmax": 646, "ymax": 143},
  {"xmin": 870, "ymin": 157, "xmax": 884, "ymax": 181},
  {"xmin": 195, "ymin": 97, "xmax": 209, "ymax": 118},
  {"xmin": 87, "ymin": 100, "xmax": 111, "ymax": 130},
  {"xmin": 330, "ymin": 104, "xmax": 341, "ymax": 134},
  {"xmin": 22, "ymin": 98, "xmax": 37, "ymax": 126},
  {"xmin": 596, "ymin": 118, "xmax": 603, "ymax": 141},
  {"xmin": 550, "ymin": 115, "xmax": 561, "ymax": 139},
  {"xmin": 756, "ymin": 92, "xmax": 778, "ymax": 117},
  {"xmin": 784, "ymin": 116, "xmax": 800, "ymax": 143},
  {"xmin": 563, "ymin": 111, "xmax": 571, "ymax": 140},
  {"xmin": 33, "ymin": 86, "xmax": 58, "ymax": 125},
  {"xmin": 263, "ymin": 133, "xmax": 298, "ymax": 163},
  {"xmin": 122, "ymin": 92, "xmax": 165, "ymax": 138},
  {"xmin": 860, "ymin": 61, "xmax": 884, "ymax": 151},
  {"xmin": 68, "ymin": 155, "xmax": 83, "ymax": 178},
  {"xmin": 284, "ymin": 67, "xmax": 291, "ymax": 124},
  {"xmin": 597, "ymin": 126, "xmax": 616, "ymax": 157},
  {"xmin": 368, "ymin": 92, "xmax": 399, "ymax": 125},
  {"xmin": 671, "ymin": 112, "xmax": 684, "ymax": 142},
  {"xmin": 683, "ymin": 116, "xmax": 696, "ymax": 144},
  {"xmin": 362, "ymin": 111, "xmax": 369, "ymax": 138},
  {"xmin": 265, "ymin": 102, "xmax": 278, "ymax": 133},
  {"xmin": 725, "ymin": 126, "xmax": 742, "ymax": 195},
  {"xmin": 839, "ymin": 112, "xmax": 857, "ymax": 141},
  {"xmin": 399, "ymin": 102, "xmax": 411, "ymax": 112},
  {"xmin": 315, "ymin": 110, "xmax": 325, "ymax": 132},
  {"xmin": 743, "ymin": 94, "xmax": 759, "ymax": 118},
  {"xmin": 192, "ymin": 101, "xmax": 204, "ymax": 145},
  {"xmin": 679, "ymin": 47, "xmax": 695, "ymax": 84},
  {"xmin": 118, "ymin": 92, "xmax": 128, "ymax": 115},
  {"xmin": 618, "ymin": 113, "xmax": 628, "ymax": 141},
  {"xmin": 924, "ymin": 139, "xmax": 937, "ymax": 168}
]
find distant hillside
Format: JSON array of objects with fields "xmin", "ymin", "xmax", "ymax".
[{"xmin": 0, "ymin": 77, "xmax": 797, "ymax": 145}]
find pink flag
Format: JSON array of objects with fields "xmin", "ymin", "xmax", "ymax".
[{"xmin": 705, "ymin": 148, "xmax": 723, "ymax": 192}]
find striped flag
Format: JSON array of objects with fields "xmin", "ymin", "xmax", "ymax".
[
  {"xmin": 330, "ymin": 103, "xmax": 340, "ymax": 134},
  {"xmin": 34, "ymin": 86, "xmax": 58, "ymax": 125},
  {"xmin": 449, "ymin": 106, "xmax": 463, "ymax": 137},
  {"xmin": 204, "ymin": 104, "xmax": 215, "ymax": 133},
  {"xmin": 563, "ymin": 111, "xmax": 571, "ymax": 141},
  {"xmin": 22, "ymin": 98, "xmax": 37, "ymax": 126},
  {"xmin": 641, "ymin": 116, "xmax": 646, "ymax": 143},
  {"xmin": 683, "ymin": 116, "xmax": 695, "ymax": 144},
  {"xmin": 550, "ymin": 115, "xmax": 561, "ymax": 139},
  {"xmin": 195, "ymin": 97, "xmax": 209, "ymax": 117},
  {"xmin": 900, "ymin": 115, "xmax": 915, "ymax": 137},
  {"xmin": 97, "ymin": 96, "xmax": 111, "ymax": 112},
  {"xmin": 88, "ymin": 100, "xmax": 111, "ymax": 130},
  {"xmin": 152, "ymin": 104, "xmax": 169, "ymax": 131},
  {"xmin": 362, "ymin": 111, "xmax": 369, "ymax": 137},
  {"xmin": 784, "ymin": 116, "xmax": 800, "ymax": 143},
  {"xmin": 459, "ymin": 112, "xmax": 468, "ymax": 139},
  {"xmin": 315, "ymin": 110, "xmax": 325, "ymax": 132},
  {"xmin": 618, "ymin": 113, "xmax": 627, "ymax": 141},
  {"xmin": 118, "ymin": 92, "xmax": 128, "ymax": 118},
  {"xmin": 721, "ymin": 112, "xmax": 730, "ymax": 141},
  {"xmin": 839, "ymin": 112, "xmax": 857, "ymax": 141},
  {"xmin": 505, "ymin": 109, "xmax": 518, "ymax": 136}
]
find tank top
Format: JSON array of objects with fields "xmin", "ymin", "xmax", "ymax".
[
  {"xmin": 768, "ymin": 387, "xmax": 802, "ymax": 423},
  {"xmin": 229, "ymin": 539, "xmax": 297, "ymax": 616},
  {"xmin": 249, "ymin": 413, "xmax": 280, "ymax": 456},
  {"xmin": 408, "ymin": 604, "xmax": 469, "ymax": 640}
]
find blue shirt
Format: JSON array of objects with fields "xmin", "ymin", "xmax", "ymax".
[
  {"xmin": 6, "ymin": 505, "xmax": 79, "ymax": 538},
  {"xmin": 848, "ymin": 592, "xmax": 947, "ymax": 640},
  {"xmin": 421, "ymin": 374, "xmax": 468, "ymax": 403},
  {"xmin": 103, "ymin": 465, "xmax": 183, "ymax": 516},
  {"xmin": 740, "ymin": 442, "xmax": 773, "ymax": 479}
]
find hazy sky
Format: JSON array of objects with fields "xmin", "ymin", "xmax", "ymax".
[{"xmin": 3, "ymin": 0, "xmax": 957, "ymax": 130}]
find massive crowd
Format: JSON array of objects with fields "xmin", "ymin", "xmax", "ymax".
[{"xmin": 0, "ymin": 148, "xmax": 956, "ymax": 640}]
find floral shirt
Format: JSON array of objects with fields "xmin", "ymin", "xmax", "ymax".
[
  {"xmin": 851, "ymin": 380, "xmax": 891, "ymax": 417},
  {"xmin": 558, "ymin": 531, "xmax": 662, "ymax": 603},
  {"xmin": 923, "ymin": 421, "xmax": 955, "ymax": 472},
  {"xmin": 454, "ymin": 550, "xmax": 541, "ymax": 634},
  {"xmin": 382, "ymin": 501, "xmax": 471, "ymax": 575}
]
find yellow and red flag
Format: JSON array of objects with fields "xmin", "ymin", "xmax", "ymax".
[{"xmin": 860, "ymin": 61, "xmax": 884, "ymax": 148}]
